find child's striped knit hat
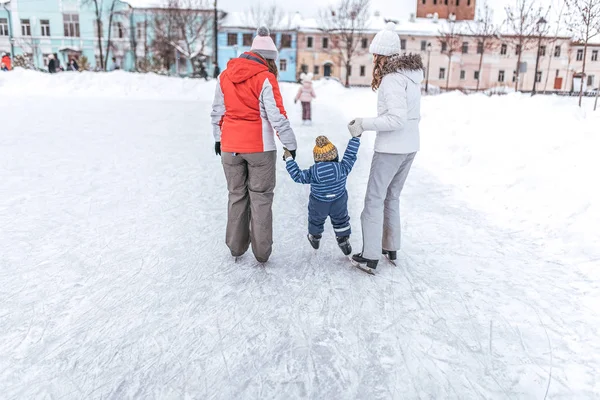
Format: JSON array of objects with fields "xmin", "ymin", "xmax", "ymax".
[{"xmin": 313, "ymin": 136, "xmax": 338, "ymax": 163}]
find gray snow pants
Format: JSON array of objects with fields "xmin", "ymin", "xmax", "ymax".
[
  {"xmin": 221, "ymin": 151, "xmax": 277, "ymax": 263},
  {"xmin": 361, "ymin": 152, "xmax": 416, "ymax": 260}
]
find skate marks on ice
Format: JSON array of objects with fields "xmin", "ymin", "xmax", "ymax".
[{"xmin": 1, "ymin": 95, "xmax": 599, "ymax": 398}]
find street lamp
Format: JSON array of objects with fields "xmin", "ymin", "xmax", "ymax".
[
  {"xmin": 425, "ymin": 42, "xmax": 432, "ymax": 93},
  {"xmin": 532, "ymin": 16, "xmax": 547, "ymax": 96}
]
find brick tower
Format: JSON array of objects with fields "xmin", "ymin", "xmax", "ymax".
[{"xmin": 416, "ymin": 0, "xmax": 476, "ymax": 21}]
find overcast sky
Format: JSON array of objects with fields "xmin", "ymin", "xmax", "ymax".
[{"xmin": 217, "ymin": 0, "xmax": 559, "ymax": 22}]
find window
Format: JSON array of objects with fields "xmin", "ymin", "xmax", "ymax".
[
  {"xmin": 441, "ymin": 41, "xmax": 447, "ymax": 52},
  {"xmin": 0, "ymin": 18, "xmax": 8, "ymax": 36},
  {"xmin": 21, "ymin": 19, "xmax": 31, "ymax": 36},
  {"xmin": 498, "ymin": 70, "xmax": 505, "ymax": 82},
  {"xmin": 433, "ymin": 0, "xmax": 437, "ymax": 4},
  {"xmin": 360, "ymin": 65, "xmax": 366, "ymax": 76},
  {"xmin": 307, "ymin": 36, "xmax": 313, "ymax": 48},
  {"xmin": 462, "ymin": 42, "xmax": 468, "ymax": 54},
  {"xmin": 136, "ymin": 22, "xmax": 144, "ymax": 40},
  {"xmin": 63, "ymin": 14, "xmax": 80, "ymax": 37},
  {"xmin": 270, "ymin": 33, "xmax": 277, "ymax": 45},
  {"xmin": 554, "ymin": 45, "xmax": 561, "ymax": 57},
  {"xmin": 512, "ymin": 71, "xmax": 517, "ymax": 82},
  {"xmin": 460, "ymin": 70, "xmax": 466, "ymax": 80},
  {"xmin": 500, "ymin": 43, "xmax": 507, "ymax": 55},
  {"xmin": 474, "ymin": 70, "xmax": 480, "ymax": 80},
  {"xmin": 421, "ymin": 40, "xmax": 427, "ymax": 51},
  {"xmin": 347, "ymin": 65, "xmax": 352, "ymax": 76},
  {"xmin": 422, "ymin": 0, "xmax": 425, "ymax": 3},
  {"xmin": 313, "ymin": 65, "xmax": 320, "ymax": 75},
  {"xmin": 556, "ymin": 69, "xmax": 560, "ymax": 77},
  {"xmin": 540, "ymin": 45, "xmax": 546, "ymax": 56},
  {"xmin": 242, "ymin": 33, "xmax": 253, "ymax": 46},
  {"xmin": 301, "ymin": 64, "xmax": 308, "ymax": 73},
  {"xmin": 456, "ymin": 0, "xmax": 460, "ymax": 5},
  {"xmin": 361, "ymin": 37, "xmax": 368, "ymax": 49},
  {"xmin": 577, "ymin": 49, "xmax": 583, "ymax": 61},
  {"xmin": 95, "ymin": 20, "xmax": 103, "ymax": 37},
  {"xmin": 477, "ymin": 41, "xmax": 483, "ymax": 54},
  {"xmin": 515, "ymin": 44, "xmax": 521, "ymax": 55},
  {"xmin": 281, "ymin": 34, "xmax": 292, "ymax": 48},
  {"xmin": 468, "ymin": 0, "xmax": 471, "ymax": 5},
  {"xmin": 227, "ymin": 33, "xmax": 237, "ymax": 46},
  {"xmin": 587, "ymin": 75, "xmax": 595, "ymax": 86},
  {"xmin": 322, "ymin": 37, "xmax": 329, "ymax": 49},
  {"xmin": 114, "ymin": 22, "xmax": 124, "ymax": 39},
  {"xmin": 40, "ymin": 20, "xmax": 51, "ymax": 37},
  {"xmin": 536, "ymin": 71, "xmax": 542, "ymax": 83},
  {"xmin": 592, "ymin": 50, "xmax": 599, "ymax": 61},
  {"xmin": 439, "ymin": 68, "xmax": 446, "ymax": 79},
  {"xmin": 401, "ymin": 39, "xmax": 406, "ymax": 50},
  {"xmin": 279, "ymin": 59, "xmax": 287, "ymax": 72}
]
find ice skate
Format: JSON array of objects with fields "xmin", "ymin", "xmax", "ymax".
[{"xmin": 307, "ymin": 234, "xmax": 322, "ymax": 250}]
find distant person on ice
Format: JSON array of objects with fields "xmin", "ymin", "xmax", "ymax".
[
  {"xmin": 47, "ymin": 54, "xmax": 57, "ymax": 74},
  {"xmin": 347, "ymin": 22, "xmax": 424, "ymax": 273},
  {"xmin": 1, "ymin": 53, "xmax": 11, "ymax": 71},
  {"xmin": 294, "ymin": 72, "xmax": 316, "ymax": 125},
  {"xmin": 211, "ymin": 26, "xmax": 298, "ymax": 264},
  {"xmin": 284, "ymin": 135, "xmax": 360, "ymax": 256}
]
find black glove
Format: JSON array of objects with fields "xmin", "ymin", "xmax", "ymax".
[
  {"xmin": 289, "ymin": 150, "xmax": 296, "ymax": 160},
  {"xmin": 215, "ymin": 142, "xmax": 221, "ymax": 156}
]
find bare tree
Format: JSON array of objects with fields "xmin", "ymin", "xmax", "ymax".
[
  {"xmin": 245, "ymin": 3, "xmax": 285, "ymax": 29},
  {"xmin": 565, "ymin": 0, "xmax": 600, "ymax": 107},
  {"xmin": 505, "ymin": 0, "xmax": 549, "ymax": 91},
  {"xmin": 319, "ymin": 0, "xmax": 371, "ymax": 88},
  {"xmin": 543, "ymin": 0, "xmax": 567, "ymax": 93},
  {"xmin": 438, "ymin": 19, "xmax": 462, "ymax": 91},
  {"xmin": 171, "ymin": 0, "xmax": 211, "ymax": 74},
  {"xmin": 468, "ymin": 2, "xmax": 498, "ymax": 91},
  {"xmin": 84, "ymin": 0, "xmax": 120, "ymax": 70},
  {"xmin": 243, "ymin": 3, "xmax": 294, "ymax": 51}
]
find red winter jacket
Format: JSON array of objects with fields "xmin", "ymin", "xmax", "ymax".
[
  {"xmin": 211, "ymin": 52, "xmax": 297, "ymax": 153},
  {"xmin": 1, "ymin": 55, "xmax": 11, "ymax": 71}
]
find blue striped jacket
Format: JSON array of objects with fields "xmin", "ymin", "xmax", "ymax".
[{"xmin": 286, "ymin": 137, "xmax": 360, "ymax": 202}]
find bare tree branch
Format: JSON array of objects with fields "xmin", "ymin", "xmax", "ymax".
[
  {"xmin": 438, "ymin": 19, "xmax": 463, "ymax": 91},
  {"xmin": 319, "ymin": 0, "xmax": 371, "ymax": 87},
  {"xmin": 504, "ymin": 0, "xmax": 550, "ymax": 91},
  {"xmin": 565, "ymin": 0, "xmax": 600, "ymax": 106},
  {"xmin": 468, "ymin": 1, "xmax": 498, "ymax": 91}
]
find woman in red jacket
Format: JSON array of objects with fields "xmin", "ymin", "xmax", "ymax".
[{"xmin": 211, "ymin": 26, "xmax": 298, "ymax": 263}]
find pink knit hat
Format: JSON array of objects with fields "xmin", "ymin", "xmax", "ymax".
[{"xmin": 251, "ymin": 26, "xmax": 278, "ymax": 60}]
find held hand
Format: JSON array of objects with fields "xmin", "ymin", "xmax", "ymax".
[
  {"xmin": 283, "ymin": 148, "xmax": 296, "ymax": 161},
  {"xmin": 347, "ymin": 118, "xmax": 364, "ymax": 138},
  {"xmin": 215, "ymin": 142, "xmax": 221, "ymax": 156}
]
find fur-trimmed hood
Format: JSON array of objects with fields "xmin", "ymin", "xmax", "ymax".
[{"xmin": 381, "ymin": 54, "xmax": 424, "ymax": 84}]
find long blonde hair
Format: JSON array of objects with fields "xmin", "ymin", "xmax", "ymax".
[{"xmin": 371, "ymin": 54, "xmax": 388, "ymax": 91}]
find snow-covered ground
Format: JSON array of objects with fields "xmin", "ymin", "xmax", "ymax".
[{"xmin": 1, "ymin": 70, "xmax": 599, "ymax": 399}]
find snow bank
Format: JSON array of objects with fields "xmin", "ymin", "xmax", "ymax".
[{"xmin": 0, "ymin": 69, "xmax": 213, "ymax": 101}]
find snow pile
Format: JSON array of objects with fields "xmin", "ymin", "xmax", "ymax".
[
  {"xmin": 420, "ymin": 92, "xmax": 600, "ymax": 265},
  {"xmin": 0, "ymin": 68, "xmax": 213, "ymax": 101}
]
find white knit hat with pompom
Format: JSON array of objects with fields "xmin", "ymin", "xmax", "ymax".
[
  {"xmin": 251, "ymin": 26, "xmax": 279, "ymax": 60},
  {"xmin": 369, "ymin": 22, "xmax": 400, "ymax": 56}
]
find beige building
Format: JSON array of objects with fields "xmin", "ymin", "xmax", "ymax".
[{"xmin": 296, "ymin": 23, "xmax": 600, "ymax": 93}]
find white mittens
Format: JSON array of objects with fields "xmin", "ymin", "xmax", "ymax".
[{"xmin": 347, "ymin": 118, "xmax": 364, "ymax": 138}]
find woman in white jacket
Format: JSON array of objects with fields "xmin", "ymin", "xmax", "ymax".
[{"xmin": 348, "ymin": 22, "xmax": 424, "ymax": 273}]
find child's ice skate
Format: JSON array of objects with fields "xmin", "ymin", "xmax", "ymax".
[
  {"xmin": 336, "ymin": 236, "xmax": 352, "ymax": 256},
  {"xmin": 307, "ymin": 234, "xmax": 322, "ymax": 250}
]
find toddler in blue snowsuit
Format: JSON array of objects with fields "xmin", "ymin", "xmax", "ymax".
[{"xmin": 284, "ymin": 135, "xmax": 360, "ymax": 255}]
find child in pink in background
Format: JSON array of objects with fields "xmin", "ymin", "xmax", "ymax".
[{"xmin": 295, "ymin": 72, "xmax": 316, "ymax": 125}]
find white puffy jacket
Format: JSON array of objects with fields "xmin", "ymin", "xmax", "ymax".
[{"xmin": 362, "ymin": 59, "xmax": 424, "ymax": 154}]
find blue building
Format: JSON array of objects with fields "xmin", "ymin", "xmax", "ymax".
[
  {"xmin": 217, "ymin": 13, "xmax": 298, "ymax": 82},
  {"xmin": 0, "ymin": 0, "xmax": 217, "ymax": 75}
]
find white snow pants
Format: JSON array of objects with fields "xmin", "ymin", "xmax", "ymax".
[{"xmin": 361, "ymin": 152, "xmax": 416, "ymax": 260}]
